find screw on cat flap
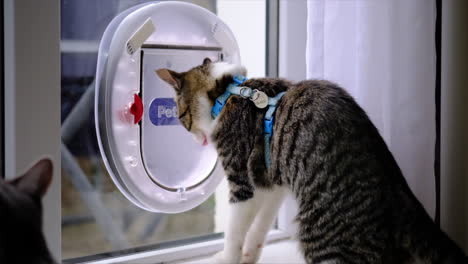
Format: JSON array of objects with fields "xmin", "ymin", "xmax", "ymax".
[{"xmin": 95, "ymin": 2, "xmax": 241, "ymax": 213}]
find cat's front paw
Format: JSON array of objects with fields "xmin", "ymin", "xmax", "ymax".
[
  {"xmin": 240, "ymin": 252, "xmax": 259, "ymax": 264},
  {"xmin": 210, "ymin": 250, "xmax": 240, "ymax": 264},
  {"xmin": 240, "ymin": 244, "xmax": 262, "ymax": 264}
]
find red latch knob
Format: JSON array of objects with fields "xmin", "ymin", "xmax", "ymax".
[{"xmin": 129, "ymin": 94, "xmax": 143, "ymax": 124}]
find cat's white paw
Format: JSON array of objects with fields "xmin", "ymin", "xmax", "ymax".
[
  {"xmin": 210, "ymin": 250, "xmax": 240, "ymax": 264},
  {"xmin": 240, "ymin": 243, "xmax": 263, "ymax": 264},
  {"xmin": 240, "ymin": 252, "xmax": 260, "ymax": 264}
]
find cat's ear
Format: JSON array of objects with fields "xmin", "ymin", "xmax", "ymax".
[
  {"xmin": 156, "ymin": 69, "xmax": 183, "ymax": 93},
  {"xmin": 9, "ymin": 159, "xmax": 53, "ymax": 198},
  {"xmin": 203, "ymin": 57, "xmax": 212, "ymax": 65}
]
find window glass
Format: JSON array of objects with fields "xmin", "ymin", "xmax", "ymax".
[{"xmin": 61, "ymin": 0, "xmax": 265, "ymax": 261}]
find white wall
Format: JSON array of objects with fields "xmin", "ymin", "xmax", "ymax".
[
  {"xmin": 441, "ymin": 0, "xmax": 468, "ymax": 253},
  {"xmin": 4, "ymin": 0, "xmax": 61, "ymax": 260}
]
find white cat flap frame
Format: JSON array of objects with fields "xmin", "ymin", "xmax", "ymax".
[{"xmin": 95, "ymin": 1, "xmax": 240, "ymax": 213}]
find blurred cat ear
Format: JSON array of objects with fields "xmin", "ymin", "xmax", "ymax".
[
  {"xmin": 156, "ymin": 69, "xmax": 183, "ymax": 93},
  {"xmin": 9, "ymin": 159, "xmax": 53, "ymax": 198},
  {"xmin": 203, "ymin": 57, "xmax": 212, "ymax": 65}
]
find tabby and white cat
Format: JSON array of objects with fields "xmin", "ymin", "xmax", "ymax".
[
  {"xmin": 0, "ymin": 159, "xmax": 55, "ymax": 264},
  {"xmin": 156, "ymin": 59, "xmax": 467, "ymax": 264}
]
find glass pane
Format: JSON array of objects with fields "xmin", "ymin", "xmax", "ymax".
[{"xmin": 61, "ymin": 0, "xmax": 265, "ymax": 261}]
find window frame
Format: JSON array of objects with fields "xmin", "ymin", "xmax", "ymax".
[
  {"xmin": 66, "ymin": 230, "xmax": 288, "ymax": 264},
  {"xmin": 276, "ymin": 0, "xmax": 307, "ymax": 236},
  {"xmin": 3, "ymin": 0, "xmax": 61, "ymax": 260}
]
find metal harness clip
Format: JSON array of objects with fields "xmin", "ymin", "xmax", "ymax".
[{"xmin": 239, "ymin": 86, "xmax": 252, "ymax": 98}]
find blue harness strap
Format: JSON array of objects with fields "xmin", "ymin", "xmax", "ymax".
[
  {"xmin": 211, "ymin": 75, "xmax": 248, "ymax": 119},
  {"xmin": 264, "ymin": 92, "xmax": 286, "ymax": 168},
  {"xmin": 211, "ymin": 75, "xmax": 286, "ymax": 168}
]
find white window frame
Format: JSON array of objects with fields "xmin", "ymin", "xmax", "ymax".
[
  {"xmin": 84, "ymin": 230, "xmax": 288, "ymax": 264},
  {"xmin": 276, "ymin": 0, "xmax": 307, "ymax": 236},
  {"xmin": 3, "ymin": 0, "xmax": 61, "ymax": 261},
  {"xmin": 4, "ymin": 0, "xmax": 308, "ymax": 263}
]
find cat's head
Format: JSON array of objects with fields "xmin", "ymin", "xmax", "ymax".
[
  {"xmin": 156, "ymin": 58, "xmax": 246, "ymax": 145},
  {"xmin": 0, "ymin": 158, "xmax": 55, "ymax": 264}
]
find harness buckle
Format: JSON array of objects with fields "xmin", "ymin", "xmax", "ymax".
[{"xmin": 239, "ymin": 87, "xmax": 252, "ymax": 98}]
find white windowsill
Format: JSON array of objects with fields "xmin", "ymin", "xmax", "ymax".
[
  {"xmin": 174, "ymin": 239, "xmax": 306, "ymax": 264},
  {"xmin": 85, "ymin": 230, "xmax": 293, "ymax": 264}
]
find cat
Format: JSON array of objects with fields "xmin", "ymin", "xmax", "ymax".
[
  {"xmin": 0, "ymin": 159, "xmax": 56, "ymax": 264},
  {"xmin": 156, "ymin": 58, "xmax": 467, "ymax": 264}
]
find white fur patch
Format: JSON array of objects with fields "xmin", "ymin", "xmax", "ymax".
[
  {"xmin": 219, "ymin": 186, "xmax": 288, "ymax": 264},
  {"xmin": 196, "ymin": 95, "xmax": 218, "ymax": 139},
  {"xmin": 210, "ymin": 62, "xmax": 247, "ymax": 80}
]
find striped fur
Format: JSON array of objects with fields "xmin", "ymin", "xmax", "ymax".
[{"xmin": 156, "ymin": 60, "xmax": 467, "ymax": 264}]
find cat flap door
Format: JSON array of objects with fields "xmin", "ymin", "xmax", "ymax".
[{"xmin": 95, "ymin": 2, "xmax": 240, "ymax": 213}]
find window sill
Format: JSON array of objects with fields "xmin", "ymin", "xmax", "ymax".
[
  {"xmin": 84, "ymin": 230, "xmax": 292, "ymax": 264},
  {"xmin": 174, "ymin": 239, "xmax": 305, "ymax": 264}
]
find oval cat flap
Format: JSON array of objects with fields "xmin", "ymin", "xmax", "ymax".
[{"xmin": 95, "ymin": 2, "xmax": 240, "ymax": 213}]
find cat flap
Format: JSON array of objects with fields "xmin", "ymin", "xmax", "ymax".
[{"xmin": 95, "ymin": 2, "xmax": 241, "ymax": 213}]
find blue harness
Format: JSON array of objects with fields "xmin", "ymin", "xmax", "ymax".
[{"xmin": 211, "ymin": 75, "xmax": 286, "ymax": 167}]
